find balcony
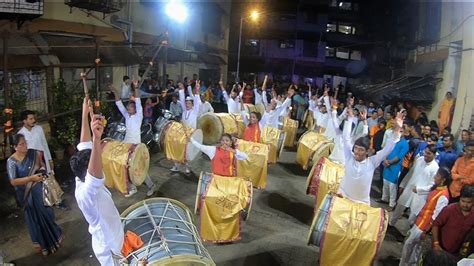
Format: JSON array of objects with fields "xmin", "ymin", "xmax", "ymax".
[{"xmin": 64, "ymin": 0, "xmax": 121, "ymax": 14}]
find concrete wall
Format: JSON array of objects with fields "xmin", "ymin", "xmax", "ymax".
[
  {"xmin": 427, "ymin": 2, "xmax": 474, "ymax": 133},
  {"xmin": 42, "ymin": 1, "xmax": 231, "ymax": 84}
]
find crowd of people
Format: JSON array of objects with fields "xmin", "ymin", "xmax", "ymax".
[{"xmin": 4, "ymin": 70, "xmax": 474, "ymax": 265}]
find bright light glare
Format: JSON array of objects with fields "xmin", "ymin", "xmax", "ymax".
[
  {"xmin": 250, "ymin": 10, "xmax": 259, "ymax": 21},
  {"xmin": 165, "ymin": 0, "xmax": 188, "ymax": 23}
]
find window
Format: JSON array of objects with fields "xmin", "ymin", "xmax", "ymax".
[
  {"xmin": 350, "ymin": 50, "xmax": 362, "ymax": 60},
  {"xmin": 245, "ymin": 39, "xmax": 259, "ymax": 47},
  {"xmin": 336, "ymin": 48, "xmax": 350, "ymax": 59},
  {"xmin": 327, "ymin": 22, "xmax": 337, "ymax": 32},
  {"xmin": 338, "ymin": 24, "xmax": 356, "ymax": 35},
  {"xmin": 325, "ymin": 46, "xmax": 335, "ymax": 57},
  {"xmin": 279, "ymin": 40, "xmax": 294, "ymax": 49},
  {"xmin": 339, "ymin": 2, "xmax": 352, "ymax": 10},
  {"xmin": 303, "ymin": 41, "xmax": 318, "ymax": 57}
]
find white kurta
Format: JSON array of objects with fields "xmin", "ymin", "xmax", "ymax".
[
  {"xmin": 398, "ymin": 156, "xmax": 439, "ymax": 216},
  {"xmin": 338, "ymin": 116, "xmax": 400, "ymax": 204},
  {"xmin": 115, "ymin": 97, "xmax": 143, "ymax": 144},
  {"xmin": 18, "ymin": 125, "xmax": 53, "ymax": 172}
]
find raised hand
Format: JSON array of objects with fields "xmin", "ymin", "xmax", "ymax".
[
  {"xmin": 90, "ymin": 114, "xmax": 105, "ymax": 140},
  {"xmin": 359, "ymin": 108, "xmax": 367, "ymax": 120},
  {"xmin": 195, "ymin": 80, "xmax": 201, "ymax": 93},
  {"xmin": 394, "ymin": 111, "xmax": 404, "ymax": 131},
  {"xmin": 219, "ymin": 80, "xmax": 224, "ymax": 89}
]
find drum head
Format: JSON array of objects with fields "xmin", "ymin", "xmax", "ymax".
[
  {"xmin": 186, "ymin": 129, "xmax": 203, "ymax": 161},
  {"xmin": 198, "ymin": 113, "xmax": 223, "ymax": 145},
  {"xmin": 157, "ymin": 120, "xmax": 173, "ymax": 149},
  {"xmin": 244, "ymin": 104, "xmax": 256, "ymax": 114},
  {"xmin": 195, "ymin": 172, "xmax": 213, "ymax": 214},
  {"xmin": 120, "ymin": 198, "xmax": 215, "ymax": 266},
  {"xmin": 255, "ymin": 103, "xmax": 265, "ymax": 116},
  {"xmin": 128, "ymin": 143, "xmax": 150, "ymax": 186},
  {"xmin": 307, "ymin": 194, "xmax": 334, "ymax": 247}
]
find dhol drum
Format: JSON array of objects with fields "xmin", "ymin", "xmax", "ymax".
[
  {"xmin": 235, "ymin": 139, "xmax": 269, "ymax": 189},
  {"xmin": 195, "ymin": 172, "xmax": 253, "ymax": 243},
  {"xmin": 261, "ymin": 126, "xmax": 286, "ymax": 164},
  {"xmin": 296, "ymin": 131, "xmax": 333, "ymax": 170},
  {"xmin": 306, "ymin": 157, "xmax": 345, "ymax": 211},
  {"xmin": 195, "ymin": 172, "xmax": 252, "ymax": 221},
  {"xmin": 303, "ymin": 109, "xmax": 314, "ymax": 130},
  {"xmin": 101, "ymin": 139, "xmax": 150, "ymax": 194},
  {"xmin": 120, "ymin": 198, "xmax": 215, "ymax": 265},
  {"xmin": 197, "ymin": 113, "xmax": 244, "ymax": 144},
  {"xmin": 156, "ymin": 121, "xmax": 203, "ymax": 163},
  {"xmin": 282, "ymin": 117, "xmax": 299, "ymax": 148},
  {"xmin": 308, "ymin": 194, "xmax": 388, "ymax": 266}
]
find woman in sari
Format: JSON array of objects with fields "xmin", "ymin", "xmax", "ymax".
[
  {"xmin": 7, "ymin": 134, "xmax": 63, "ymax": 256},
  {"xmin": 438, "ymin": 91, "xmax": 455, "ymax": 134}
]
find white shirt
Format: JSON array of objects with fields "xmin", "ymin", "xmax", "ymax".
[
  {"xmin": 198, "ymin": 101, "xmax": 214, "ymax": 116},
  {"xmin": 191, "ymin": 138, "xmax": 247, "ymax": 160},
  {"xmin": 116, "ymin": 97, "xmax": 143, "ymax": 144},
  {"xmin": 254, "ymin": 88, "xmax": 264, "ymax": 105},
  {"xmin": 222, "ymin": 90, "xmax": 241, "ymax": 114},
  {"xmin": 74, "ymin": 142, "xmax": 123, "ymax": 266},
  {"xmin": 265, "ymin": 98, "xmax": 291, "ymax": 128},
  {"xmin": 18, "ymin": 125, "xmax": 53, "ymax": 172},
  {"xmin": 179, "ymin": 86, "xmax": 201, "ymax": 129},
  {"xmin": 338, "ymin": 116, "xmax": 400, "ymax": 204},
  {"xmin": 397, "ymin": 156, "xmax": 439, "ymax": 216},
  {"xmin": 121, "ymin": 82, "xmax": 131, "ymax": 99}
]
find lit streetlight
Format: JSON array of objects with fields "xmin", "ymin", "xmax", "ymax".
[
  {"xmin": 165, "ymin": 0, "xmax": 188, "ymax": 24},
  {"xmin": 236, "ymin": 9, "xmax": 260, "ymax": 83}
]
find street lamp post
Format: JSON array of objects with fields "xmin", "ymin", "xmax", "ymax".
[
  {"xmin": 236, "ymin": 10, "xmax": 259, "ymax": 83},
  {"xmin": 236, "ymin": 17, "xmax": 244, "ymax": 83}
]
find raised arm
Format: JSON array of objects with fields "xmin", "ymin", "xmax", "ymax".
[
  {"xmin": 88, "ymin": 115, "xmax": 105, "ymax": 179},
  {"xmin": 80, "ymin": 97, "xmax": 92, "ymax": 143},
  {"xmin": 190, "ymin": 138, "xmax": 216, "ymax": 159},
  {"xmin": 259, "ymin": 111, "xmax": 269, "ymax": 128},
  {"xmin": 343, "ymin": 112, "xmax": 357, "ymax": 161},
  {"xmin": 371, "ymin": 111, "xmax": 403, "ymax": 166},
  {"xmin": 241, "ymin": 106, "xmax": 249, "ymax": 125},
  {"xmin": 222, "ymin": 82, "xmax": 230, "ymax": 102},
  {"xmin": 178, "ymin": 83, "xmax": 187, "ymax": 111},
  {"xmin": 192, "ymin": 81, "xmax": 202, "ymax": 113},
  {"xmin": 235, "ymin": 150, "xmax": 248, "ymax": 160}
]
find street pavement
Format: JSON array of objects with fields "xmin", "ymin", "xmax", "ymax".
[{"xmin": 0, "ymin": 147, "xmax": 405, "ymax": 265}]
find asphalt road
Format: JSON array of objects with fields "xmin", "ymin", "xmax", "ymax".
[{"xmin": 0, "ymin": 147, "xmax": 405, "ymax": 266}]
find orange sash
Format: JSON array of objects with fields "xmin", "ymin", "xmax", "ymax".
[
  {"xmin": 243, "ymin": 123, "xmax": 260, "ymax": 143},
  {"xmin": 211, "ymin": 147, "xmax": 235, "ymax": 177}
]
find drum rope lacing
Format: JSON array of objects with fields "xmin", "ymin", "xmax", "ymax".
[{"xmin": 121, "ymin": 201, "xmax": 211, "ymax": 263}]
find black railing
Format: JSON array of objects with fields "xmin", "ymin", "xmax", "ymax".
[
  {"xmin": 64, "ymin": 0, "xmax": 121, "ymax": 14},
  {"xmin": 0, "ymin": 0, "xmax": 43, "ymax": 15}
]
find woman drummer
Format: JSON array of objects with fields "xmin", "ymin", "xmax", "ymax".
[
  {"xmin": 240, "ymin": 97, "xmax": 270, "ymax": 143},
  {"xmin": 191, "ymin": 133, "xmax": 247, "ymax": 176}
]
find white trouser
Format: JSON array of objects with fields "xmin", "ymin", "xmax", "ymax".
[
  {"xmin": 382, "ymin": 180, "xmax": 398, "ymax": 207},
  {"xmin": 399, "ymin": 225, "xmax": 423, "ymax": 266}
]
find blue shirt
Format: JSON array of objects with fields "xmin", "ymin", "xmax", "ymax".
[
  {"xmin": 436, "ymin": 147, "xmax": 458, "ymax": 169},
  {"xmin": 414, "ymin": 141, "xmax": 428, "ymax": 158},
  {"xmin": 456, "ymin": 140, "xmax": 466, "ymax": 155},
  {"xmin": 383, "ymin": 138, "xmax": 409, "ymax": 183}
]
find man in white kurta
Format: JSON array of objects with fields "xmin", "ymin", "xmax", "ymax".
[
  {"xmin": 339, "ymin": 112, "xmax": 401, "ymax": 204},
  {"xmin": 18, "ymin": 111, "xmax": 53, "ymax": 173},
  {"xmin": 114, "ymin": 86, "xmax": 155, "ymax": 197},
  {"xmin": 220, "ymin": 81, "xmax": 241, "ymax": 114},
  {"xmin": 171, "ymin": 83, "xmax": 201, "ymax": 174},
  {"xmin": 389, "ymin": 146, "xmax": 439, "ymax": 225},
  {"xmin": 73, "ymin": 97, "xmax": 123, "ymax": 266},
  {"xmin": 262, "ymin": 92, "xmax": 292, "ymax": 129}
]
